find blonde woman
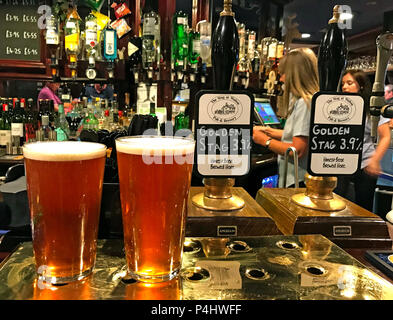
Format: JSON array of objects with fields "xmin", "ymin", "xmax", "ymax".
[{"xmin": 253, "ymin": 48, "xmax": 319, "ymax": 187}]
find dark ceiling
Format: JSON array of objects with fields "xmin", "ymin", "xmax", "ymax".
[
  {"xmin": 284, "ymin": 0, "xmax": 393, "ymax": 44},
  {"xmin": 176, "ymin": 0, "xmax": 393, "ymax": 45}
]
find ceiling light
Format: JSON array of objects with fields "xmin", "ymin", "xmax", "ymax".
[{"xmin": 301, "ymin": 33, "xmax": 311, "ymax": 39}]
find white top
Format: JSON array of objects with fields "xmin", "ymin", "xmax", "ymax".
[
  {"xmin": 23, "ymin": 141, "xmax": 106, "ymax": 161},
  {"xmin": 115, "ymin": 137, "xmax": 195, "ymax": 155},
  {"xmin": 278, "ymin": 98, "xmax": 311, "ymax": 187}
]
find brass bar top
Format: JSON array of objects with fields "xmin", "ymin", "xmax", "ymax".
[{"xmin": 1, "ymin": 235, "xmax": 393, "ymax": 300}]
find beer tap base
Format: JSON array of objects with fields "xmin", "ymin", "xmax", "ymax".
[
  {"xmin": 291, "ymin": 174, "xmax": 346, "ymax": 212},
  {"xmin": 191, "ymin": 178, "xmax": 245, "ymax": 211},
  {"xmin": 191, "ymin": 192, "xmax": 245, "ymax": 211}
]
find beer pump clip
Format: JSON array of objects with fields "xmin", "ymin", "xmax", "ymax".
[{"xmin": 370, "ymin": 32, "xmax": 393, "ymax": 139}]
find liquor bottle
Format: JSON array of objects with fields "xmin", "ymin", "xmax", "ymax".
[
  {"xmin": 253, "ymin": 44, "xmax": 261, "ymax": 74},
  {"xmin": 0, "ymin": 103, "xmax": 11, "ymax": 149},
  {"xmin": 237, "ymin": 23, "xmax": 246, "ymax": 64},
  {"xmin": 317, "ymin": 5, "xmax": 348, "ymax": 92},
  {"xmin": 174, "ymin": 106, "xmax": 189, "ymax": 131},
  {"xmin": 83, "ymin": 99, "xmax": 99, "ymax": 130},
  {"xmin": 211, "ymin": 0, "xmax": 239, "ymax": 90},
  {"xmin": 64, "ymin": 6, "xmax": 81, "ymax": 78},
  {"xmin": 149, "ymin": 102, "xmax": 156, "ymax": 117},
  {"xmin": 41, "ymin": 115, "xmax": 52, "ymax": 140},
  {"xmin": 247, "ymin": 31, "xmax": 256, "ymax": 65},
  {"xmin": 85, "ymin": 12, "xmax": 98, "ymax": 79},
  {"xmin": 277, "ymin": 41, "xmax": 285, "ymax": 60},
  {"xmin": 142, "ymin": 11, "xmax": 160, "ymax": 78},
  {"xmin": 46, "ymin": 100, "xmax": 56, "ymax": 128},
  {"xmin": 123, "ymin": 92, "xmax": 132, "ymax": 127},
  {"xmin": 198, "ymin": 20, "xmax": 211, "ymax": 67},
  {"xmin": 25, "ymin": 99, "xmax": 36, "ymax": 143},
  {"xmin": 267, "ymin": 37, "xmax": 278, "ymax": 62},
  {"xmin": 55, "ymin": 104, "xmax": 70, "ymax": 141},
  {"xmin": 65, "ymin": 106, "xmax": 83, "ymax": 137},
  {"xmin": 188, "ymin": 28, "xmax": 201, "ymax": 69},
  {"xmin": 103, "ymin": 23, "xmax": 118, "ymax": 78},
  {"xmin": 11, "ymin": 100, "xmax": 25, "ymax": 146},
  {"xmin": 111, "ymin": 95, "xmax": 119, "ymax": 125},
  {"xmin": 172, "ymin": 11, "xmax": 189, "ymax": 72},
  {"xmin": 46, "ymin": 14, "xmax": 60, "ymax": 80}
]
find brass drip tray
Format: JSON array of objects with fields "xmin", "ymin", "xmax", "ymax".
[{"xmin": 1, "ymin": 235, "xmax": 393, "ymax": 300}]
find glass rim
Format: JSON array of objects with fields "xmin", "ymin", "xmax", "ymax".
[
  {"xmin": 23, "ymin": 141, "xmax": 107, "ymax": 161},
  {"xmin": 115, "ymin": 135, "xmax": 195, "ymax": 143}
]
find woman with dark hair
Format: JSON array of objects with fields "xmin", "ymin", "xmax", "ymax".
[{"xmin": 334, "ymin": 69, "xmax": 391, "ymax": 211}]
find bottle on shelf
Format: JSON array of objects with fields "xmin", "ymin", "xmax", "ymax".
[
  {"xmin": 142, "ymin": 11, "xmax": 160, "ymax": 80},
  {"xmin": 83, "ymin": 99, "xmax": 99, "ymax": 131},
  {"xmin": 172, "ymin": 11, "xmax": 189, "ymax": 80},
  {"xmin": 41, "ymin": 115, "xmax": 53, "ymax": 141},
  {"xmin": 85, "ymin": 12, "xmax": 99, "ymax": 80},
  {"xmin": 318, "ymin": 5, "xmax": 348, "ymax": 92},
  {"xmin": 198, "ymin": 20, "xmax": 211, "ymax": 67},
  {"xmin": 0, "ymin": 103, "xmax": 11, "ymax": 150},
  {"xmin": 25, "ymin": 99, "xmax": 36, "ymax": 143},
  {"xmin": 55, "ymin": 104, "xmax": 71, "ymax": 141},
  {"xmin": 64, "ymin": 5, "xmax": 81, "ymax": 79},
  {"xmin": 65, "ymin": 104, "xmax": 83, "ymax": 138},
  {"xmin": 188, "ymin": 27, "xmax": 201, "ymax": 78},
  {"xmin": 11, "ymin": 99, "xmax": 25, "ymax": 147},
  {"xmin": 102, "ymin": 23, "xmax": 118, "ymax": 78},
  {"xmin": 46, "ymin": 14, "xmax": 61, "ymax": 80},
  {"xmin": 123, "ymin": 92, "xmax": 133, "ymax": 127},
  {"xmin": 174, "ymin": 106, "xmax": 189, "ymax": 132},
  {"xmin": 211, "ymin": 0, "xmax": 239, "ymax": 90}
]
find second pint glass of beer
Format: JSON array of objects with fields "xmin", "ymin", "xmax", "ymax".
[
  {"xmin": 23, "ymin": 141, "xmax": 107, "ymax": 285},
  {"xmin": 116, "ymin": 136, "xmax": 195, "ymax": 282}
]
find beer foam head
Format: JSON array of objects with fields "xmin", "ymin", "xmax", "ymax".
[
  {"xmin": 23, "ymin": 141, "xmax": 107, "ymax": 161},
  {"xmin": 115, "ymin": 136, "xmax": 195, "ymax": 155}
]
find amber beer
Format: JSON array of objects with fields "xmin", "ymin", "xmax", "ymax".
[
  {"xmin": 23, "ymin": 141, "xmax": 106, "ymax": 284},
  {"xmin": 116, "ymin": 136, "xmax": 195, "ymax": 282}
]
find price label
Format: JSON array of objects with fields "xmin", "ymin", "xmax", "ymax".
[
  {"xmin": 0, "ymin": 1, "xmax": 40, "ymax": 60},
  {"xmin": 195, "ymin": 90, "xmax": 253, "ymax": 177},
  {"xmin": 307, "ymin": 92, "xmax": 365, "ymax": 176}
]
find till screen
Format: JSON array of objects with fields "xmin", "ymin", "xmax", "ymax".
[{"xmin": 255, "ymin": 102, "xmax": 280, "ymax": 125}]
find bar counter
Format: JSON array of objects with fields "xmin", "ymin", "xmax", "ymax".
[{"xmin": 1, "ymin": 235, "xmax": 393, "ymax": 300}]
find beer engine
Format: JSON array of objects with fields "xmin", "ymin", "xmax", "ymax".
[
  {"xmin": 187, "ymin": 0, "xmax": 281, "ymax": 238},
  {"xmin": 191, "ymin": 0, "xmax": 245, "ymax": 212}
]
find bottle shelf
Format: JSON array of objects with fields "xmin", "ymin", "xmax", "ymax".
[{"xmin": 59, "ymin": 77, "xmax": 111, "ymax": 83}]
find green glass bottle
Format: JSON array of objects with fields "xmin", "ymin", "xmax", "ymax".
[
  {"xmin": 55, "ymin": 104, "xmax": 71, "ymax": 141},
  {"xmin": 188, "ymin": 29, "xmax": 200, "ymax": 67},
  {"xmin": 172, "ymin": 11, "xmax": 189, "ymax": 70},
  {"xmin": 174, "ymin": 107, "xmax": 189, "ymax": 131}
]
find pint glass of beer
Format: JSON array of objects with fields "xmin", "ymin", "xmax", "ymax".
[
  {"xmin": 23, "ymin": 141, "xmax": 107, "ymax": 284},
  {"xmin": 116, "ymin": 136, "xmax": 195, "ymax": 282}
]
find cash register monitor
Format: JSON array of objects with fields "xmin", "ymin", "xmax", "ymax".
[{"xmin": 254, "ymin": 99, "xmax": 281, "ymax": 128}]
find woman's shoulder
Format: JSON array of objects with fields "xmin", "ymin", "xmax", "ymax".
[{"xmin": 293, "ymin": 97, "xmax": 309, "ymax": 112}]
